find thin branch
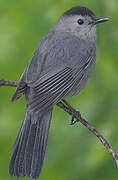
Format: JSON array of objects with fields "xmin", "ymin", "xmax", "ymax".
[
  {"xmin": 1, "ymin": 79, "xmax": 118, "ymax": 167},
  {"xmin": 0, "ymin": 79, "xmax": 18, "ymax": 87},
  {"xmin": 57, "ymin": 101, "xmax": 118, "ymax": 167}
]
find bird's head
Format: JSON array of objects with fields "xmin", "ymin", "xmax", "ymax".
[{"xmin": 54, "ymin": 6, "xmax": 109, "ymax": 40}]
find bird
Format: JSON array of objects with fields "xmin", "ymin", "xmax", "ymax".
[{"xmin": 9, "ymin": 6, "xmax": 109, "ymax": 179}]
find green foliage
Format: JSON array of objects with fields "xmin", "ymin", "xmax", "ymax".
[{"xmin": 0, "ymin": 0, "xmax": 118, "ymax": 179}]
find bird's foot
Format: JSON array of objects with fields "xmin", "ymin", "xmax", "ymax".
[
  {"xmin": 70, "ymin": 111, "xmax": 80, "ymax": 125},
  {"xmin": 62, "ymin": 100, "xmax": 79, "ymax": 125},
  {"xmin": 70, "ymin": 116, "xmax": 78, "ymax": 125}
]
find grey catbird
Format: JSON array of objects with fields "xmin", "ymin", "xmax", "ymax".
[{"xmin": 9, "ymin": 6, "xmax": 109, "ymax": 179}]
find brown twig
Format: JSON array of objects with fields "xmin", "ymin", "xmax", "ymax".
[
  {"xmin": 1, "ymin": 79, "xmax": 118, "ymax": 168},
  {"xmin": 0, "ymin": 79, "xmax": 18, "ymax": 87}
]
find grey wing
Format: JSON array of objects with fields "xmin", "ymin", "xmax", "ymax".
[
  {"xmin": 11, "ymin": 51, "xmax": 68, "ymax": 103},
  {"xmin": 27, "ymin": 58, "xmax": 92, "ymax": 112},
  {"xmin": 26, "ymin": 67, "xmax": 75, "ymax": 112},
  {"xmin": 12, "ymin": 50, "xmax": 46, "ymax": 102}
]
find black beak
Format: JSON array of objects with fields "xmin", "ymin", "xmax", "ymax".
[{"xmin": 95, "ymin": 17, "xmax": 109, "ymax": 24}]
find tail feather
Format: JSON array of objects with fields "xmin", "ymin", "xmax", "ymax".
[
  {"xmin": 14, "ymin": 130, "xmax": 25, "ymax": 177},
  {"xmin": 9, "ymin": 142, "xmax": 20, "ymax": 176},
  {"xmin": 30, "ymin": 117, "xmax": 43, "ymax": 178},
  {"xmin": 9, "ymin": 112, "xmax": 31, "ymax": 177},
  {"xmin": 25, "ymin": 122, "xmax": 37, "ymax": 177},
  {"xmin": 9, "ymin": 109, "xmax": 53, "ymax": 179},
  {"xmin": 30, "ymin": 110, "xmax": 52, "ymax": 179},
  {"xmin": 9, "ymin": 120, "xmax": 25, "ymax": 176},
  {"xmin": 31, "ymin": 117, "xmax": 48, "ymax": 178},
  {"xmin": 17, "ymin": 113, "xmax": 31, "ymax": 176}
]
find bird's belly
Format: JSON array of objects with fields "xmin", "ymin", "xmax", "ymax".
[
  {"xmin": 66, "ymin": 60, "xmax": 96, "ymax": 98},
  {"xmin": 66, "ymin": 74, "xmax": 89, "ymax": 98}
]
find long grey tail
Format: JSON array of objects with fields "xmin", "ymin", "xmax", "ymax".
[{"xmin": 9, "ymin": 109, "xmax": 53, "ymax": 179}]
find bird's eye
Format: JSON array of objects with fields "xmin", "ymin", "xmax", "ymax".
[{"xmin": 77, "ymin": 19, "xmax": 84, "ymax": 25}]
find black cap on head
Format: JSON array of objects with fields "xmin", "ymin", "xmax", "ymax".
[{"xmin": 63, "ymin": 6, "xmax": 96, "ymax": 19}]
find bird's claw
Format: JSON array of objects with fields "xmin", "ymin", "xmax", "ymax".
[{"xmin": 70, "ymin": 116, "xmax": 78, "ymax": 125}]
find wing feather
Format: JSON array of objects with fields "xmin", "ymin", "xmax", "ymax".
[
  {"xmin": 27, "ymin": 67, "xmax": 74, "ymax": 111},
  {"xmin": 27, "ymin": 61, "xmax": 90, "ymax": 112},
  {"xmin": 34, "ymin": 67, "xmax": 71, "ymax": 94}
]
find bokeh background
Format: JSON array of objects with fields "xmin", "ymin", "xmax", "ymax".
[{"xmin": 0, "ymin": 0, "xmax": 118, "ymax": 179}]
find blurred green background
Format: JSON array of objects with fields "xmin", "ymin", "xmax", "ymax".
[{"xmin": 0, "ymin": 0, "xmax": 118, "ymax": 180}]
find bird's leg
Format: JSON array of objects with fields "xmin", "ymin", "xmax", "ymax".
[{"xmin": 62, "ymin": 100, "xmax": 79, "ymax": 125}]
